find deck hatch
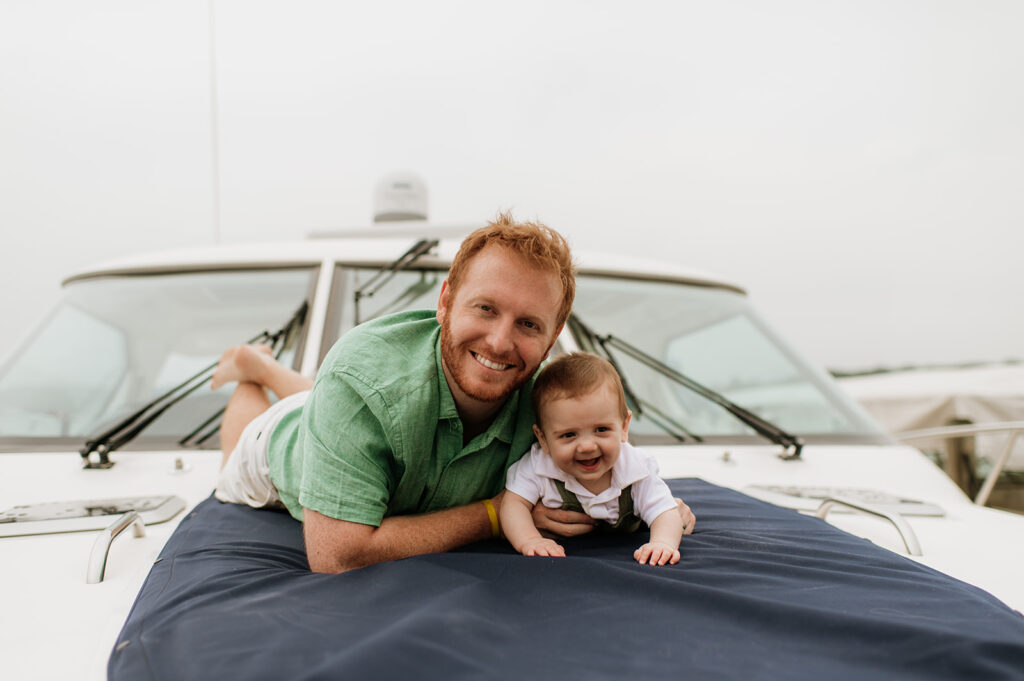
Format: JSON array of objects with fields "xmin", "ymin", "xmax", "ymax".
[{"xmin": 0, "ymin": 494, "xmax": 186, "ymax": 537}]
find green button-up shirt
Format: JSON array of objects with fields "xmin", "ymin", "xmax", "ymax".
[{"xmin": 268, "ymin": 310, "xmax": 537, "ymax": 525}]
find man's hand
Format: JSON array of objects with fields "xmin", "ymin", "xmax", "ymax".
[
  {"xmin": 520, "ymin": 537, "xmax": 566, "ymax": 557},
  {"xmin": 531, "ymin": 499, "xmax": 693, "ymax": 537},
  {"xmin": 531, "ymin": 504, "xmax": 596, "ymax": 538},
  {"xmin": 677, "ymin": 498, "xmax": 696, "ymax": 535},
  {"xmin": 634, "ymin": 541, "xmax": 680, "ymax": 566}
]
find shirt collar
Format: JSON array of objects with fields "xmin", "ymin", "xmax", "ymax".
[{"xmin": 530, "ymin": 441, "xmax": 650, "ymax": 500}]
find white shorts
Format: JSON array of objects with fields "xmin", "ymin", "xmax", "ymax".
[{"xmin": 214, "ymin": 390, "xmax": 310, "ymax": 509}]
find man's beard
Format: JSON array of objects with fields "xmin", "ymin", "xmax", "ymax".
[{"xmin": 440, "ymin": 320, "xmax": 532, "ymax": 403}]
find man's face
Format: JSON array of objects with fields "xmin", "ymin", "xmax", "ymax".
[{"xmin": 437, "ymin": 245, "xmax": 563, "ymax": 408}]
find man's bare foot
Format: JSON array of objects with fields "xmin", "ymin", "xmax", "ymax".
[{"xmin": 211, "ymin": 344, "xmax": 274, "ymax": 390}]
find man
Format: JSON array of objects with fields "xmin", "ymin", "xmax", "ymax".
[{"xmin": 213, "ymin": 213, "xmax": 694, "ymax": 573}]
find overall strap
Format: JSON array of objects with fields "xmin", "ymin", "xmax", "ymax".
[
  {"xmin": 552, "ymin": 479, "xmax": 585, "ymax": 514},
  {"xmin": 552, "ymin": 480, "xmax": 644, "ymax": 533},
  {"xmin": 606, "ymin": 485, "xmax": 644, "ymax": 533}
]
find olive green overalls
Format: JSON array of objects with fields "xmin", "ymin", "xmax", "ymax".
[{"xmin": 552, "ymin": 479, "xmax": 645, "ymax": 532}]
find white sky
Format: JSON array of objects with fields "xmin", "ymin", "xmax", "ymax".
[{"xmin": 1, "ymin": 0, "xmax": 1022, "ymax": 371}]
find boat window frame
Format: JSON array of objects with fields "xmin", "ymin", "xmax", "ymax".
[
  {"xmin": 320, "ymin": 262, "xmax": 450, "ymax": 365},
  {"xmin": 55, "ymin": 264, "xmax": 320, "ymax": 375},
  {"xmin": 0, "ymin": 264, "xmax": 321, "ymax": 452}
]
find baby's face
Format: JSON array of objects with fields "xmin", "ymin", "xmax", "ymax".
[{"xmin": 533, "ymin": 386, "xmax": 631, "ymax": 489}]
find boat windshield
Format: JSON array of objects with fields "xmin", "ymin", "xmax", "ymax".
[
  {"xmin": 0, "ymin": 264, "xmax": 886, "ymax": 452},
  {"xmin": 570, "ymin": 275, "xmax": 889, "ymax": 445},
  {"xmin": 321, "ymin": 267, "xmax": 887, "ymax": 444},
  {"xmin": 0, "ymin": 268, "xmax": 315, "ymax": 450}
]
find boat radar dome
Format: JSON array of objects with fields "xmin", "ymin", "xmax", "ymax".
[{"xmin": 373, "ymin": 172, "xmax": 428, "ymax": 222}]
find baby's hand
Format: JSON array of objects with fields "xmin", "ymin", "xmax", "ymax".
[
  {"xmin": 634, "ymin": 541, "xmax": 680, "ymax": 566},
  {"xmin": 521, "ymin": 537, "xmax": 566, "ymax": 557}
]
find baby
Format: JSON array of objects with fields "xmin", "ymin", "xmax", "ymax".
[{"xmin": 501, "ymin": 352, "xmax": 684, "ymax": 565}]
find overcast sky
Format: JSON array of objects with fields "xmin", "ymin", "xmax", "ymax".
[{"xmin": 2, "ymin": 0, "xmax": 1022, "ymax": 371}]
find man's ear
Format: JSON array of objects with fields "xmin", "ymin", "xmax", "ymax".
[
  {"xmin": 436, "ymin": 279, "xmax": 451, "ymax": 325},
  {"xmin": 542, "ymin": 324, "xmax": 565, "ymax": 360},
  {"xmin": 532, "ymin": 424, "xmax": 549, "ymax": 453}
]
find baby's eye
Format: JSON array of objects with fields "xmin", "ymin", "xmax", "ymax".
[
  {"xmin": 595, "ymin": 426, "xmax": 610, "ymax": 433},
  {"xmin": 559, "ymin": 432, "xmax": 576, "ymax": 439}
]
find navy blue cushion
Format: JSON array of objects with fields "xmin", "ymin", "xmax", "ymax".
[{"xmin": 109, "ymin": 479, "xmax": 1024, "ymax": 680}]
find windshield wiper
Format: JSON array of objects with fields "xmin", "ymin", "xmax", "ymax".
[
  {"xmin": 362, "ymin": 271, "xmax": 441, "ymax": 323},
  {"xmin": 569, "ymin": 314, "xmax": 803, "ymax": 460},
  {"xmin": 177, "ymin": 302, "xmax": 307, "ymax": 449},
  {"xmin": 79, "ymin": 301, "xmax": 308, "ymax": 469},
  {"xmin": 353, "ymin": 238, "xmax": 439, "ymax": 325},
  {"xmin": 568, "ymin": 316, "xmax": 699, "ymax": 444}
]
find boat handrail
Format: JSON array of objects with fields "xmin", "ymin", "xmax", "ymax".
[
  {"xmin": 896, "ymin": 421, "xmax": 1024, "ymax": 507},
  {"xmin": 86, "ymin": 512, "xmax": 146, "ymax": 584},
  {"xmin": 815, "ymin": 497, "xmax": 922, "ymax": 556}
]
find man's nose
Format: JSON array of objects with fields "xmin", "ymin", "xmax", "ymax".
[{"xmin": 485, "ymin": 317, "xmax": 515, "ymax": 356}]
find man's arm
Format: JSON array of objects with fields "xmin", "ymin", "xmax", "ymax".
[{"xmin": 304, "ymin": 492, "xmax": 502, "ymax": 573}]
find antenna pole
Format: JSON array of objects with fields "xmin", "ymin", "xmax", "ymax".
[{"xmin": 207, "ymin": 0, "xmax": 222, "ymax": 244}]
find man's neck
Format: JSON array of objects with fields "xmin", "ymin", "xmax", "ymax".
[
  {"xmin": 441, "ymin": 359, "xmax": 506, "ymax": 444},
  {"xmin": 455, "ymin": 395, "xmax": 505, "ymax": 445}
]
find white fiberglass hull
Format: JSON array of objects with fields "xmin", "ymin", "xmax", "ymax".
[{"xmin": 3, "ymin": 442, "xmax": 1020, "ymax": 681}]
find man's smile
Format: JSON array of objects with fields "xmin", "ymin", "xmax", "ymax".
[{"xmin": 471, "ymin": 351, "xmax": 515, "ymax": 371}]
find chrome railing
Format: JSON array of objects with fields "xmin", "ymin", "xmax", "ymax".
[
  {"xmin": 86, "ymin": 511, "xmax": 146, "ymax": 584},
  {"xmin": 897, "ymin": 421, "xmax": 1024, "ymax": 507},
  {"xmin": 815, "ymin": 497, "xmax": 922, "ymax": 556}
]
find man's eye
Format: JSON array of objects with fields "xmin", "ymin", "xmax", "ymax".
[{"xmin": 521, "ymin": 320, "xmax": 537, "ymax": 329}]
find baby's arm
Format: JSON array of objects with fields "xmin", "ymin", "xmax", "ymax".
[
  {"xmin": 501, "ymin": 491, "xmax": 566, "ymax": 557},
  {"xmin": 634, "ymin": 508, "xmax": 683, "ymax": 565}
]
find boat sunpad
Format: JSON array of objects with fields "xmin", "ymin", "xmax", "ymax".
[{"xmin": 109, "ymin": 478, "xmax": 1024, "ymax": 681}]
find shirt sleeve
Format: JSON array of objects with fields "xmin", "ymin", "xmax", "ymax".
[
  {"xmin": 504, "ymin": 449, "xmax": 544, "ymax": 505},
  {"xmin": 630, "ymin": 455, "xmax": 679, "ymax": 527},
  {"xmin": 297, "ymin": 368, "xmax": 397, "ymax": 527}
]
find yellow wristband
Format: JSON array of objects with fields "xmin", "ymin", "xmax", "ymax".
[{"xmin": 482, "ymin": 499, "xmax": 500, "ymax": 539}]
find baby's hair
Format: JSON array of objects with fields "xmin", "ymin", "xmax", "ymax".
[{"xmin": 532, "ymin": 352, "xmax": 629, "ymax": 427}]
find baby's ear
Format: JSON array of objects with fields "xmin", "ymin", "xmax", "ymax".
[
  {"xmin": 532, "ymin": 424, "xmax": 548, "ymax": 451},
  {"xmin": 621, "ymin": 409, "xmax": 632, "ymax": 440}
]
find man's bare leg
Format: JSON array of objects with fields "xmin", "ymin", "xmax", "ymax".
[
  {"xmin": 220, "ymin": 383, "xmax": 272, "ymax": 468},
  {"xmin": 214, "ymin": 344, "xmax": 314, "ymax": 468}
]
